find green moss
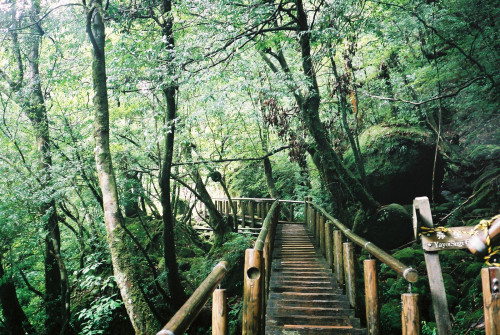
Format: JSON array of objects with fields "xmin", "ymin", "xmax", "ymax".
[
  {"xmin": 466, "ymin": 144, "xmax": 500, "ymax": 162},
  {"xmin": 344, "ymin": 125, "xmax": 442, "ymax": 204},
  {"xmin": 380, "ymin": 300, "xmax": 402, "ymax": 334}
]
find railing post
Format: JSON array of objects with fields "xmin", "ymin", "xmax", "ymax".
[
  {"xmin": 242, "ymin": 249, "xmax": 263, "ymax": 335},
  {"xmin": 481, "ymin": 267, "xmax": 500, "ymax": 335},
  {"xmin": 343, "ymin": 242, "xmax": 356, "ymax": 308},
  {"xmin": 364, "ymin": 259, "xmax": 380, "ymax": 335},
  {"xmin": 315, "ymin": 211, "xmax": 321, "ymax": 247},
  {"xmin": 212, "ymin": 289, "xmax": 228, "ymax": 335},
  {"xmin": 288, "ymin": 203, "xmax": 294, "ymax": 222},
  {"xmin": 402, "ymin": 293, "xmax": 420, "ymax": 335},
  {"xmin": 241, "ymin": 200, "xmax": 246, "ymax": 227},
  {"xmin": 304, "ymin": 197, "xmax": 310, "ymax": 225},
  {"xmin": 249, "ymin": 201, "xmax": 255, "ymax": 228},
  {"xmin": 333, "ymin": 230, "xmax": 344, "ymax": 285},
  {"xmin": 325, "ymin": 221, "xmax": 333, "ymax": 269},
  {"xmin": 256, "ymin": 202, "xmax": 262, "ymax": 222},
  {"xmin": 319, "ymin": 215, "xmax": 326, "ymax": 256}
]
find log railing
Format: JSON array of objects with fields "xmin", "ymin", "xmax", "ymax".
[
  {"xmin": 156, "ymin": 261, "xmax": 229, "ymax": 335},
  {"xmin": 209, "ymin": 198, "xmax": 302, "ymax": 229},
  {"xmin": 157, "ymin": 199, "xmax": 292, "ymax": 335},
  {"xmin": 306, "ymin": 198, "xmax": 419, "ymax": 335},
  {"xmin": 241, "ymin": 200, "xmax": 281, "ymax": 335}
]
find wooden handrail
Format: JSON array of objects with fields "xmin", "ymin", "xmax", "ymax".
[
  {"xmin": 254, "ymin": 200, "xmax": 280, "ymax": 251},
  {"xmin": 213, "ymin": 197, "xmax": 304, "ymax": 204},
  {"xmin": 309, "ymin": 201, "xmax": 418, "ymax": 283},
  {"xmin": 157, "ymin": 261, "xmax": 228, "ymax": 335}
]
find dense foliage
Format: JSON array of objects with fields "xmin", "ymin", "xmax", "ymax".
[{"xmin": 0, "ymin": 0, "xmax": 498, "ymax": 334}]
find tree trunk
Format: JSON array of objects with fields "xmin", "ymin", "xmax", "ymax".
[
  {"xmin": 329, "ymin": 53, "xmax": 367, "ymax": 187},
  {"xmin": 5, "ymin": 2, "xmax": 68, "ymax": 332},
  {"xmin": 183, "ymin": 146, "xmax": 230, "ymax": 250},
  {"xmin": 263, "ymin": 156, "xmax": 279, "ymax": 199},
  {"xmin": 157, "ymin": 0, "xmax": 187, "ymax": 308},
  {"xmin": 86, "ymin": 2, "xmax": 158, "ymax": 333},
  {"xmin": 0, "ymin": 256, "xmax": 35, "ymax": 335},
  {"xmin": 295, "ymin": 0, "xmax": 379, "ymax": 215}
]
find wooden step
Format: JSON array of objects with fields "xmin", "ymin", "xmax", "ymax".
[{"xmin": 265, "ymin": 223, "xmax": 364, "ymax": 335}]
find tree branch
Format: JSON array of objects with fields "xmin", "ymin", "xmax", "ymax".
[
  {"xmin": 171, "ymin": 145, "xmax": 290, "ymax": 166},
  {"xmin": 19, "ymin": 269, "xmax": 44, "ymax": 298},
  {"xmin": 361, "ymin": 76, "xmax": 486, "ymax": 106}
]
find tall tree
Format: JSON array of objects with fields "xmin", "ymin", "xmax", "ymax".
[
  {"xmin": 83, "ymin": 0, "xmax": 158, "ymax": 332},
  {"xmin": 0, "ymin": 255, "xmax": 35, "ymax": 335},
  {"xmin": 0, "ymin": 2, "xmax": 68, "ymax": 332},
  {"xmin": 156, "ymin": 0, "xmax": 187, "ymax": 308}
]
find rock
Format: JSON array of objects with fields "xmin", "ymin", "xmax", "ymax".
[
  {"xmin": 362, "ymin": 203, "xmax": 414, "ymax": 250},
  {"xmin": 344, "ymin": 125, "xmax": 444, "ymax": 204}
]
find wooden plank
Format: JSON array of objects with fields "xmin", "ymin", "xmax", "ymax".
[
  {"xmin": 482, "ymin": 267, "xmax": 500, "ymax": 335},
  {"xmin": 413, "ymin": 197, "xmax": 452, "ymax": 335},
  {"xmin": 364, "ymin": 259, "xmax": 379, "ymax": 335},
  {"xmin": 343, "ymin": 242, "xmax": 356, "ymax": 308},
  {"xmin": 421, "ymin": 226, "xmax": 475, "ymax": 251},
  {"xmin": 212, "ymin": 289, "xmax": 228, "ymax": 335},
  {"xmin": 402, "ymin": 293, "xmax": 420, "ymax": 335}
]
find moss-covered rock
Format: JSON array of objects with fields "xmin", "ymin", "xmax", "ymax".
[
  {"xmin": 344, "ymin": 125, "xmax": 444, "ymax": 204},
  {"xmin": 361, "ymin": 203, "xmax": 414, "ymax": 250}
]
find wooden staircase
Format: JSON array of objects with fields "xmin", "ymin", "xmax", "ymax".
[{"xmin": 265, "ymin": 222, "xmax": 365, "ymax": 335}]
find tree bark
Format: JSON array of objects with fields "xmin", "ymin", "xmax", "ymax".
[
  {"xmin": 85, "ymin": 2, "xmax": 158, "ymax": 333},
  {"xmin": 295, "ymin": 0, "xmax": 379, "ymax": 215},
  {"xmin": 157, "ymin": 0, "xmax": 187, "ymax": 308},
  {"xmin": 3, "ymin": 2, "xmax": 67, "ymax": 332},
  {"xmin": 0, "ymin": 256, "xmax": 35, "ymax": 335}
]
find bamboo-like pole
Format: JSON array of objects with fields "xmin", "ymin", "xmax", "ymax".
[
  {"xmin": 333, "ymin": 230, "xmax": 344, "ymax": 285},
  {"xmin": 157, "ymin": 261, "xmax": 228, "ymax": 335},
  {"xmin": 242, "ymin": 249, "xmax": 263, "ymax": 335},
  {"xmin": 402, "ymin": 293, "xmax": 420, "ymax": 335},
  {"xmin": 254, "ymin": 201, "xmax": 280, "ymax": 251},
  {"xmin": 325, "ymin": 222, "xmax": 333, "ymax": 269},
  {"xmin": 311, "ymin": 202, "xmax": 418, "ymax": 283},
  {"xmin": 343, "ymin": 242, "xmax": 356, "ymax": 307},
  {"xmin": 481, "ymin": 267, "xmax": 500, "ymax": 335},
  {"xmin": 364, "ymin": 259, "xmax": 380, "ymax": 335},
  {"xmin": 212, "ymin": 289, "xmax": 228, "ymax": 335}
]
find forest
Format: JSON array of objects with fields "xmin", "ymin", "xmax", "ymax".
[{"xmin": 0, "ymin": 0, "xmax": 498, "ymax": 334}]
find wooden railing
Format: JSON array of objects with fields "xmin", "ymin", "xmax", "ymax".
[
  {"xmin": 305, "ymin": 198, "xmax": 419, "ymax": 335},
  {"xmin": 156, "ymin": 199, "xmax": 294, "ymax": 335},
  {"xmin": 158, "ymin": 196, "xmax": 420, "ymax": 335},
  {"xmin": 156, "ymin": 261, "xmax": 229, "ymax": 335},
  {"xmin": 210, "ymin": 198, "xmax": 302, "ymax": 230},
  {"xmin": 241, "ymin": 200, "xmax": 281, "ymax": 335}
]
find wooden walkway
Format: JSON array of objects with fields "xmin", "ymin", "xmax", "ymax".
[{"xmin": 265, "ymin": 222, "xmax": 364, "ymax": 335}]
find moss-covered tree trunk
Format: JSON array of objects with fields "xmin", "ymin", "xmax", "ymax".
[
  {"xmin": 85, "ymin": 2, "xmax": 158, "ymax": 333},
  {"xmin": 295, "ymin": 0, "xmax": 379, "ymax": 215},
  {"xmin": 3, "ymin": 2, "xmax": 68, "ymax": 332},
  {"xmin": 183, "ymin": 146, "xmax": 230, "ymax": 250}
]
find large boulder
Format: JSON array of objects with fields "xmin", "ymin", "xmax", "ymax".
[
  {"xmin": 362, "ymin": 204, "xmax": 414, "ymax": 250},
  {"xmin": 344, "ymin": 125, "xmax": 444, "ymax": 204}
]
